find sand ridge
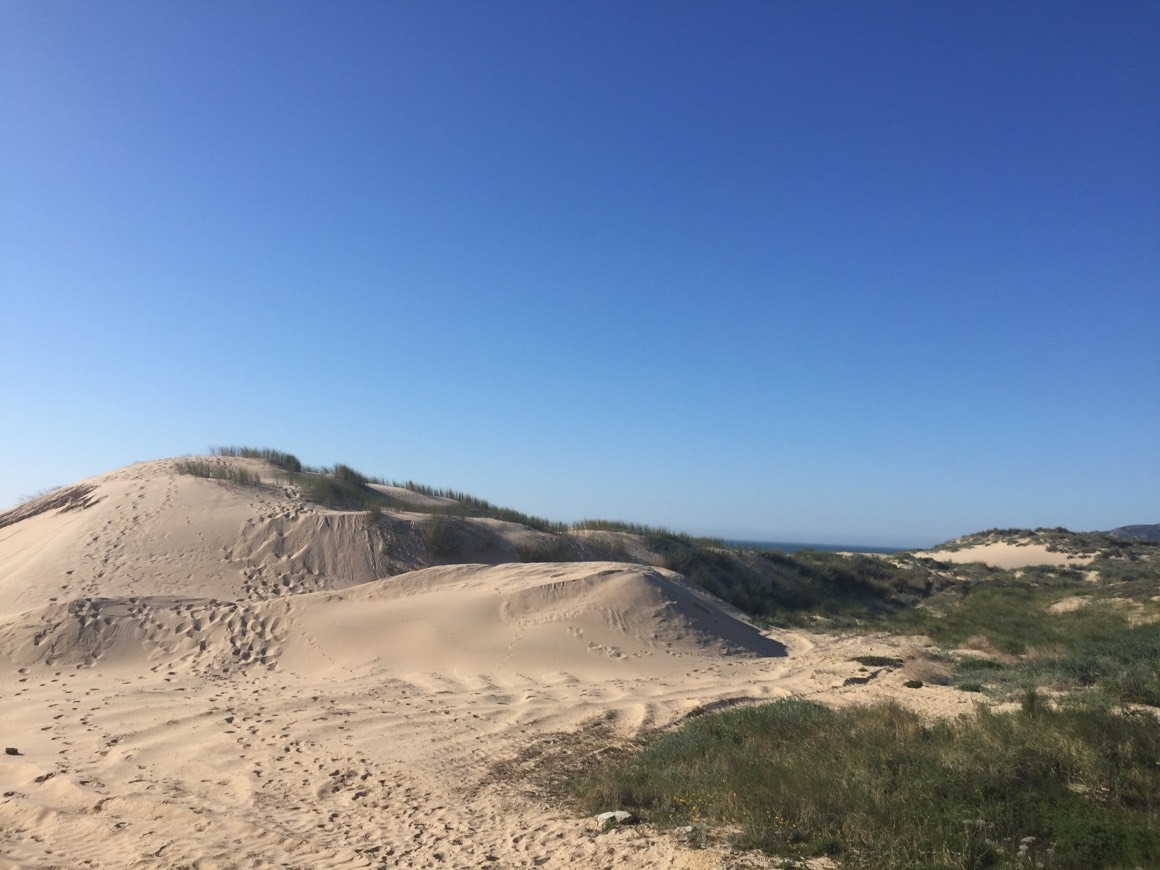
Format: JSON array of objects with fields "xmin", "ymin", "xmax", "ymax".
[{"xmin": 1, "ymin": 458, "xmax": 982, "ymax": 868}]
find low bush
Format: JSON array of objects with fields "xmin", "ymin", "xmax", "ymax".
[
  {"xmin": 293, "ymin": 472, "xmax": 380, "ymax": 510},
  {"xmin": 576, "ymin": 697, "xmax": 1160, "ymax": 867},
  {"xmin": 957, "ymin": 657, "xmax": 1005, "ymax": 672},
  {"xmin": 424, "ymin": 516, "xmax": 463, "ymax": 559},
  {"xmin": 886, "ymin": 581, "xmax": 1125, "ymax": 655},
  {"xmin": 1044, "ymin": 623, "xmax": 1160, "ymax": 705},
  {"xmin": 516, "ymin": 537, "xmax": 579, "ymax": 562}
]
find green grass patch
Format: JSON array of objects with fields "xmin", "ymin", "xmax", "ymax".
[
  {"xmin": 1042, "ymin": 622, "xmax": 1160, "ymax": 706},
  {"xmin": 211, "ymin": 445, "xmax": 302, "ymax": 473},
  {"xmin": 393, "ymin": 481, "xmax": 565, "ymax": 532},
  {"xmin": 957, "ymin": 657, "xmax": 1006, "ymax": 672},
  {"xmin": 516, "ymin": 537, "xmax": 580, "ymax": 562},
  {"xmin": 716, "ymin": 549, "xmax": 942, "ymax": 628},
  {"xmin": 932, "ymin": 527, "xmax": 1125, "ymax": 555},
  {"xmin": 292, "ymin": 471, "xmax": 382, "ymax": 510},
  {"xmin": 174, "ymin": 459, "xmax": 261, "ymax": 486},
  {"xmin": 576, "ymin": 697, "xmax": 1160, "ymax": 867},
  {"xmin": 886, "ymin": 580, "xmax": 1128, "ymax": 656},
  {"xmin": 1087, "ymin": 551, "xmax": 1160, "ymax": 584},
  {"xmin": 572, "ymin": 519, "xmax": 723, "ymax": 548}
]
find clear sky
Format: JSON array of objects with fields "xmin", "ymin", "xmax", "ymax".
[{"xmin": 2, "ymin": 2, "xmax": 1157, "ymax": 547}]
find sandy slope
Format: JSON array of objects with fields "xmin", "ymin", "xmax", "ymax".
[{"xmin": 1, "ymin": 460, "xmax": 979, "ymax": 869}]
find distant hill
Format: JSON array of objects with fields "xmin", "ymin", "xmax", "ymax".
[{"xmin": 1107, "ymin": 523, "xmax": 1160, "ymax": 542}]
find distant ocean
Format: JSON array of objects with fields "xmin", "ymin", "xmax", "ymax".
[{"xmin": 724, "ymin": 540, "xmax": 912, "ymax": 555}]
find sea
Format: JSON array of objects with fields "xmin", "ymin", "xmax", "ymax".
[{"xmin": 724, "ymin": 539, "xmax": 912, "ymax": 555}]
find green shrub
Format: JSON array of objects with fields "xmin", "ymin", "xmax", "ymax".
[
  {"xmin": 294, "ymin": 473, "xmax": 378, "ymax": 510},
  {"xmin": 212, "ymin": 446, "xmax": 302, "ymax": 473},
  {"xmin": 1046, "ymin": 623, "xmax": 1160, "ymax": 705},
  {"xmin": 575, "ymin": 698, "xmax": 1160, "ymax": 867},
  {"xmin": 424, "ymin": 517, "xmax": 462, "ymax": 558},
  {"xmin": 332, "ymin": 463, "xmax": 369, "ymax": 486},
  {"xmin": 516, "ymin": 537, "xmax": 578, "ymax": 562},
  {"xmin": 957, "ymin": 657, "xmax": 1005, "ymax": 673},
  {"xmin": 887, "ymin": 581, "xmax": 1124, "ymax": 655}
]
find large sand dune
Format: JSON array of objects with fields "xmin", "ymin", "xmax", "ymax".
[
  {"xmin": 922, "ymin": 541, "xmax": 1093, "ymax": 569},
  {"xmin": 1, "ymin": 459, "xmax": 975, "ymax": 868}
]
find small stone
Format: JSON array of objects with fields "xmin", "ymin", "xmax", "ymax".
[{"xmin": 597, "ymin": 810, "xmax": 635, "ymax": 826}]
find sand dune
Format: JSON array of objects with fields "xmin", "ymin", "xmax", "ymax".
[
  {"xmin": 285, "ymin": 562, "xmax": 786, "ymax": 673},
  {"xmin": 922, "ymin": 541, "xmax": 1093, "ymax": 569},
  {"xmin": 1, "ymin": 458, "xmax": 980, "ymax": 868}
]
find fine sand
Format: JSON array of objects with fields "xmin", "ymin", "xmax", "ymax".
[
  {"xmin": 2, "ymin": 460, "xmax": 983, "ymax": 868},
  {"xmin": 922, "ymin": 541, "xmax": 1093, "ymax": 570}
]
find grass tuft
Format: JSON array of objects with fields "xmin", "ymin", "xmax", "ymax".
[
  {"xmin": 211, "ymin": 446, "xmax": 302, "ymax": 473},
  {"xmin": 174, "ymin": 459, "xmax": 260, "ymax": 486}
]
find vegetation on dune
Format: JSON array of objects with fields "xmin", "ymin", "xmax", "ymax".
[
  {"xmin": 571, "ymin": 518, "xmax": 723, "ymax": 548},
  {"xmin": 198, "ymin": 449, "xmax": 744, "ymax": 540},
  {"xmin": 174, "ymin": 459, "xmax": 262, "ymax": 486},
  {"xmin": 122, "ymin": 447, "xmax": 1160, "ymax": 864},
  {"xmin": 211, "ymin": 445, "xmax": 303, "ymax": 473},
  {"xmin": 564, "ymin": 530, "xmax": 1160, "ymax": 866},
  {"xmin": 752, "ymin": 548, "xmax": 939, "ymax": 626},
  {"xmin": 394, "ymin": 480, "xmax": 566, "ymax": 532},
  {"xmin": 183, "ymin": 450, "xmax": 1160, "ymax": 658},
  {"xmin": 515, "ymin": 536, "xmax": 580, "ymax": 563},
  {"xmin": 611, "ymin": 536, "xmax": 945, "ymax": 629},
  {"xmin": 576, "ymin": 696, "xmax": 1160, "ymax": 868},
  {"xmin": 887, "ymin": 572, "xmax": 1153, "ymax": 655},
  {"xmin": 0, "ymin": 484, "xmax": 101, "ymax": 530},
  {"xmin": 932, "ymin": 525, "xmax": 1134, "ymax": 556},
  {"xmin": 199, "ymin": 447, "xmax": 564, "ymax": 527}
]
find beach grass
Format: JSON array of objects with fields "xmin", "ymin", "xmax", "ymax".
[
  {"xmin": 174, "ymin": 459, "xmax": 261, "ymax": 486},
  {"xmin": 568, "ymin": 531, "xmax": 1160, "ymax": 866},
  {"xmin": 576, "ymin": 696, "xmax": 1160, "ymax": 867}
]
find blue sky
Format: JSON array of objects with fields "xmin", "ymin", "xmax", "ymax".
[{"xmin": 2, "ymin": 2, "xmax": 1157, "ymax": 546}]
